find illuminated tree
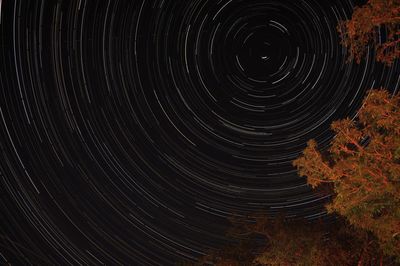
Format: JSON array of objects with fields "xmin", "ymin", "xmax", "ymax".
[
  {"xmin": 338, "ymin": 0, "xmax": 400, "ymax": 65},
  {"xmin": 294, "ymin": 89, "xmax": 400, "ymax": 258}
]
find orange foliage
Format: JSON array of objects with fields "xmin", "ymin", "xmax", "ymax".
[
  {"xmin": 338, "ymin": 0, "xmax": 400, "ymax": 65},
  {"xmin": 294, "ymin": 89, "xmax": 400, "ymax": 259}
]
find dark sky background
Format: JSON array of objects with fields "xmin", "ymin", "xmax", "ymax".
[{"xmin": 0, "ymin": 0, "xmax": 399, "ymax": 265}]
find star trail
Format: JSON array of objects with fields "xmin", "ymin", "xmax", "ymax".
[{"xmin": 0, "ymin": 0, "xmax": 399, "ymax": 265}]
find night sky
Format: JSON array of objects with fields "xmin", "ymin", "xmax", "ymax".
[{"xmin": 0, "ymin": 0, "xmax": 399, "ymax": 265}]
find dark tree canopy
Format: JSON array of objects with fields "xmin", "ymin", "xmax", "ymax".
[{"xmin": 184, "ymin": 214, "xmax": 392, "ymax": 265}]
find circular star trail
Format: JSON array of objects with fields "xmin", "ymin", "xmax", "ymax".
[{"xmin": 0, "ymin": 0, "xmax": 399, "ymax": 264}]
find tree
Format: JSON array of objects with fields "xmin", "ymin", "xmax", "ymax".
[
  {"xmin": 247, "ymin": 217, "xmax": 352, "ymax": 266},
  {"xmin": 294, "ymin": 89, "xmax": 400, "ymax": 259},
  {"xmin": 183, "ymin": 214, "xmax": 391, "ymax": 266},
  {"xmin": 233, "ymin": 215, "xmax": 386, "ymax": 266},
  {"xmin": 338, "ymin": 0, "xmax": 400, "ymax": 65},
  {"xmin": 194, "ymin": 239, "xmax": 257, "ymax": 266}
]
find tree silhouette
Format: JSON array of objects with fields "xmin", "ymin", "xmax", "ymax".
[
  {"xmin": 183, "ymin": 214, "xmax": 392, "ymax": 265},
  {"xmin": 338, "ymin": 0, "xmax": 400, "ymax": 65},
  {"xmin": 294, "ymin": 89, "xmax": 400, "ymax": 259}
]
